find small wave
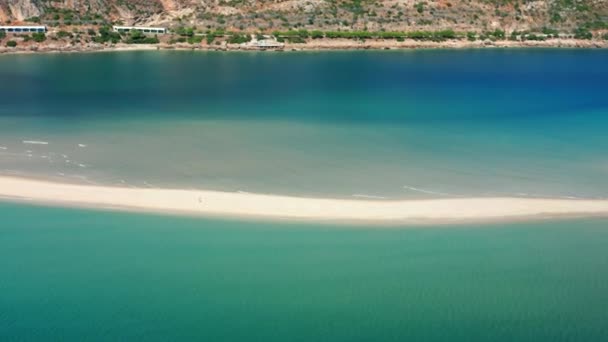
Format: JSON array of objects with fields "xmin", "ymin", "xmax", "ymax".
[
  {"xmin": 1, "ymin": 169, "xmax": 23, "ymax": 175},
  {"xmin": 70, "ymin": 175, "xmax": 97, "ymax": 185},
  {"xmin": 403, "ymin": 185, "xmax": 455, "ymax": 197},
  {"xmin": 78, "ymin": 144, "xmax": 87, "ymax": 148},
  {"xmin": 143, "ymin": 181, "xmax": 154, "ymax": 188},
  {"xmin": 0, "ymin": 146, "xmax": 7, "ymax": 150},
  {"xmin": 22, "ymin": 140, "xmax": 49, "ymax": 145},
  {"xmin": 352, "ymin": 194, "xmax": 387, "ymax": 200}
]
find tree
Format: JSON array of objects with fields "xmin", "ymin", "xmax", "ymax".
[
  {"xmin": 6, "ymin": 40, "xmax": 17, "ymax": 47},
  {"xmin": 0, "ymin": 30, "xmax": 5, "ymax": 40},
  {"xmin": 94, "ymin": 26, "xmax": 121, "ymax": 43},
  {"xmin": 573, "ymin": 27, "xmax": 592, "ymax": 40},
  {"xmin": 176, "ymin": 26, "xmax": 195, "ymax": 37},
  {"xmin": 227, "ymin": 33, "xmax": 251, "ymax": 44},
  {"xmin": 125, "ymin": 30, "xmax": 159, "ymax": 44}
]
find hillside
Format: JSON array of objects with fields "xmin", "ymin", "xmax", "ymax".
[
  {"xmin": 1, "ymin": 0, "xmax": 607, "ymax": 34},
  {"xmin": 1, "ymin": 0, "xmax": 607, "ymax": 52}
]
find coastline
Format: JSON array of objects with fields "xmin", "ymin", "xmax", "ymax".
[
  {"xmin": 0, "ymin": 38, "xmax": 606, "ymax": 56},
  {"xmin": 1, "ymin": 176, "xmax": 608, "ymax": 224}
]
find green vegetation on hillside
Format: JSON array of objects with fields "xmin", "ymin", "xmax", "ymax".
[
  {"xmin": 273, "ymin": 29, "xmax": 459, "ymax": 42},
  {"xmin": 32, "ymin": 32, "xmax": 46, "ymax": 43},
  {"xmin": 227, "ymin": 33, "xmax": 252, "ymax": 44},
  {"xmin": 92, "ymin": 26, "xmax": 121, "ymax": 44},
  {"xmin": 125, "ymin": 30, "xmax": 159, "ymax": 44}
]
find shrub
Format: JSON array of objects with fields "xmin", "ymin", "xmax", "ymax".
[
  {"xmin": 573, "ymin": 27, "xmax": 593, "ymax": 40},
  {"xmin": 542, "ymin": 27, "xmax": 559, "ymax": 36},
  {"xmin": 311, "ymin": 30, "xmax": 324, "ymax": 39},
  {"xmin": 6, "ymin": 40, "xmax": 17, "ymax": 47},
  {"xmin": 176, "ymin": 26, "xmax": 195, "ymax": 37},
  {"xmin": 603, "ymin": 33, "xmax": 608, "ymax": 40},
  {"xmin": 524, "ymin": 34, "xmax": 545, "ymax": 41},
  {"xmin": 93, "ymin": 26, "xmax": 121, "ymax": 43},
  {"xmin": 125, "ymin": 30, "xmax": 159, "ymax": 44},
  {"xmin": 0, "ymin": 30, "xmax": 5, "ymax": 40},
  {"xmin": 378, "ymin": 32, "xmax": 406, "ymax": 39},
  {"xmin": 57, "ymin": 31, "xmax": 72, "ymax": 38},
  {"xmin": 489, "ymin": 29, "xmax": 505, "ymax": 40},
  {"xmin": 273, "ymin": 30, "xmax": 310, "ymax": 39},
  {"xmin": 26, "ymin": 16, "xmax": 41, "ymax": 23},
  {"xmin": 188, "ymin": 35, "xmax": 204, "ymax": 44},
  {"xmin": 227, "ymin": 33, "xmax": 251, "ymax": 44},
  {"xmin": 32, "ymin": 32, "xmax": 46, "ymax": 42}
]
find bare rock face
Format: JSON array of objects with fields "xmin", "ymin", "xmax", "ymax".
[{"xmin": 0, "ymin": 0, "xmax": 41, "ymax": 21}]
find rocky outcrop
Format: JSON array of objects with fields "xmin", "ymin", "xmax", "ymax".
[{"xmin": 0, "ymin": 0, "xmax": 40, "ymax": 21}]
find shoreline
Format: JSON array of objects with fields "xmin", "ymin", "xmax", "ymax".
[
  {"xmin": 0, "ymin": 38, "xmax": 606, "ymax": 56},
  {"xmin": 1, "ymin": 176, "xmax": 608, "ymax": 225}
]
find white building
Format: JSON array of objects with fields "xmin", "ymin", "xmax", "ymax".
[
  {"xmin": 113, "ymin": 26, "xmax": 167, "ymax": 34},
  {"xmin": 0, "ymin": 26, "xmax": 47, "ymax": 33}
]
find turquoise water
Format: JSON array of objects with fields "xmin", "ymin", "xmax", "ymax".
[
  {"xmin": 1, "ymin": 202, "xmax": 608, "ymax": 341},
  {"xmin": 1, "ymin": 50, "xmax": 607, "ymax": 198}
]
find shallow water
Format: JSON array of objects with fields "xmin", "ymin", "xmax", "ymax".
[
  {"xmin": 1, "ymin": 50, "xmax": 607, "ymax": 199},
  {"xmin": 1, "ymin": 202, "xmax": 608, "ymax": 341}
]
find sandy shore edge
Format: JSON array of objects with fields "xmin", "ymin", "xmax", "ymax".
[
  {"xmin": 0, "ymin": 38, "xmax": 606, "ymax": 56},
  {"xmin": 1, "ymin": 176, "xmax": 607, "ymax": 224}
]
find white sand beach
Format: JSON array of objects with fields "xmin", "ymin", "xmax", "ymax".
[{"xmin": 1, "ymin": 176, "xmax": 608, "ymax": 223}]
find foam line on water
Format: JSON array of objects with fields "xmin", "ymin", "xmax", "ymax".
[
  {"xmin": 352, "ymin": 194, "xmax": 387, "ymax": 200},
  {"xmin": 22, "ymin": 141, "xmax": 49, "ymax": 145},
  {"xmin": 403, "ymin": 185, "xmax": 456, "ymax": 197}
]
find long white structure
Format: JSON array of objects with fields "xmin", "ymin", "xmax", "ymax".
[
  {"xmin": 113, "ymin": 26, "xmax": 167, "ymax": 34},
  {"xmin": 0, "ymin": 25, "xmax": 46, "ymax": 33}
]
